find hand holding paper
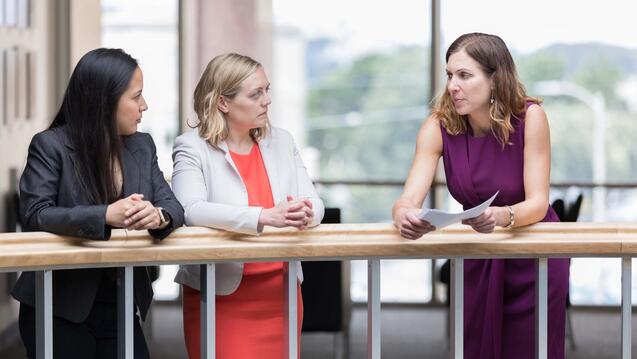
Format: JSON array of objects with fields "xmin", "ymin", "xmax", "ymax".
[{"xmin": 418, "ymin": 191, "xmax": 499, "ymax": 229}]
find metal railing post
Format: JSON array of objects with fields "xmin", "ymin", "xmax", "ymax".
[
  {"xmin": 201, "ymin": 263, "xmax": 216, "ymax": 359},
  {"xmin": 35, "ymin": 270, "xmax": 53, "ymax": 359},
  {"xmin": 535, "ymin": 258, "xmax": 548, "ymax": 359},
  {"xmin": 117, "ymin": 266, "xmax": 134, "ymax": 359},
  {"xmin": 367, "ymin": 259, "xmax": 381, "ymax": 359},
  {"xmin": 450, "ymin": 258, "xmax": 463, "ymax": 359},
  {"xmin": 285, "ymin": 261, "xmax": 299, "ymax": 359},
  {"xmin": 621, "ymin": 257, "xmax": 632, "ymax": 359}
]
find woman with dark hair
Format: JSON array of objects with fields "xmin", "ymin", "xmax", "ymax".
[
  {"xmin": 393, "ymin": 33, "xmax": 568, "ymax": 358},
  {"xmin": 13, "ymin": 48, "xmax": 184, "ymax": 358}
]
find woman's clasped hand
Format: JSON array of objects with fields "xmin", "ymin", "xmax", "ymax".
[
  {"xmin": 105, "ymin": 193, "xmax": 165, "ymax": 230},
  {"xmin": 259, "ymin": 195, "xmax": 314, "ymax": 230}
]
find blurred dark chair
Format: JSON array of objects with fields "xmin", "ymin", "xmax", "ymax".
[
  {"xmin": 4, "ymin": 168, "xmax": 21, "ymax": 233},
  {"xmin": 552, "ymin": 189, "xmax": 583, "ymax": 223},
  {"xmin": 301, "ymin": 208, "xmax": 351, "ymax": 359}
]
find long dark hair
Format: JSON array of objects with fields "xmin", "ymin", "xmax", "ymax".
[{"xmin": 50, "ymin": 48, "xmax": 138, "ymax": 204}]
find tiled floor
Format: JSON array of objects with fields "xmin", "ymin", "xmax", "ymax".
[{"xmin": 1, "ymin": 305, "xmax": 633, "ymax": 358}]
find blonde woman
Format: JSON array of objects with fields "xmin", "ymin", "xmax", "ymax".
[
  {"xmin": 393, "ymin": 33, "xmax": 568, "ymax": 358},
  {"xmin": 172, "ymin": 53, "xmax": 324, "ymax": 359}
]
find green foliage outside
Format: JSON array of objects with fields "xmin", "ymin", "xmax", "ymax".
[{"xmin": 308, "ymin": 46, "xmax": 430, "ymax": 182}]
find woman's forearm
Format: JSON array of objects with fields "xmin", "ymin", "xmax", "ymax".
[{"xmin": 505, "ymin": 197, "xmax": 550, "ymax": 228}]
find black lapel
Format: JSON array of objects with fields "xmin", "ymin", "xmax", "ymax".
[
  {"xmin": 121, "ymin": 136, "xmax": 141, "ymax": 197},
  {"xmin": 58, "ymin": 127, "xmax": 93, "ymax": 202}
]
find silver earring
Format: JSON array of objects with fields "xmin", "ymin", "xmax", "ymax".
[{"xmin": 490, "ymin": 92, "xmax": 495, "ymax": 104}]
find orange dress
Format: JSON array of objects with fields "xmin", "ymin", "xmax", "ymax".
[{"xmin": 182, "ymin": 143, "xmax": 303, "ymax": 359}]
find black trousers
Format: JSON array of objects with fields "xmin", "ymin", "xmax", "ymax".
[{"xmin": 18, "ymin": 301, "xmax": 150, "ymax": 359}]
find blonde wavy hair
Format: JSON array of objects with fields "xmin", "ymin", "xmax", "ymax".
[
  {"xmin": 192, "ymin": 53, "xmax": 269, "ymax": 147},
  {"xmin": 432, "ymin": 33, "xmax": 541, "ymax": 147}
]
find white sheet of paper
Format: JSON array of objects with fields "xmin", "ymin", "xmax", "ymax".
[{"xmin": 418, "ymin": 191, "xmax": 499, "ymax": 229}]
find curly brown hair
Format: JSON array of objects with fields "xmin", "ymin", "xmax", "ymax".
[{"xmin": 432, "ymin": 33, "xmax": 541, "ymax": 147}]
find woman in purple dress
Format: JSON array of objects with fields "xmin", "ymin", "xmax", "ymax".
[{"xmin": 392, "ymin": 33, "xmax": 569, "ymax": 358}]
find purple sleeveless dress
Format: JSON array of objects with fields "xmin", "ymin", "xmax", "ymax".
[{"xmin": 439, "ymin": 107, "xmax": 569, "ymax": 359}]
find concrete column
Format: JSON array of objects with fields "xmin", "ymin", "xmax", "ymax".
[{"xmin": 180, "ymin": 0, "xmax": 273, "ymax": 132}]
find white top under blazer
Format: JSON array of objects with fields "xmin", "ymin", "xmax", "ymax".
[{"xmin": 171, "ymin": 126, "xmax": 325, "ymax": 294}]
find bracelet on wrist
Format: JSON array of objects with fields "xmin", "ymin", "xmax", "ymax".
[
  {"xmin": 156, "ymin": 207, "xmax": 170, "ymax": 227},
  {"xmin": 504, "ymin": 205, "xmax": 515, "ymax": 229}
]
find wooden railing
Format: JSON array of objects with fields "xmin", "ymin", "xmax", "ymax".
[{"xmin": 1, "ymin": 223, "xmax": 637, "ymax": 359}]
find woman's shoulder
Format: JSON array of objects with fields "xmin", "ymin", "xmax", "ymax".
[
  {"xmin": 420, "ymin": 114, "xmax": 446, "ymax": 141},
  {"xmin": 126, "ymin": 131, "xmax": 151, "ymax": 142},
  {"xmin": 30, "ymin": 126, "xmax": 68, "ymax": 152},
  {"xmin": 424, "ymin": 114, "xmax": 455, "ymax": 136},
  {"xmin": 522, "ymin": 103, "xmax": 549, "ymax": 136},
  {"xmin": 122, "ymin": 131, "xmax": 156, "ymax": 152},
  {"xmin": 174, "ymin": 128, "xmax": 208, "ymax": 149},
  {"xmin": 518, "ymin": 101, "xmax": 544, "ymax": 121},
  {"xmin": 268, "ymin": 126, "xmax": 292, "ymax": 139},
  {"xmin": 265, "ymin": 126, "xmax": 295, "ymax": 147},
  {"xmin": 525, "ymin": 102, "xmax": 545, "ymax": 116},
  {"xmin": 172, "ymin": 128, "xmax": 222, "ymax": 161},
  {"xmin": 417, "ymin": 115, "xmax": 444, "ymax": 151},
  {"xmin": 424, "ymin": 114, "xmax": 443, "ymax": 129},
  {"xmin": 177, "ymin": 127, "xmax": 205, "ymax": 141}
]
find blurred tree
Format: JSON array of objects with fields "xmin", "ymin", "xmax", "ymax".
[
  {"xmin": 606, "ymin": 110, "xmax": 637, "ymax": 180},
  {"xmin": 572, "ymin": 56, "xmax": 625, "ymax": 108},
  {"xmin": 544, "ymin": 103, "xmax": 593, "ymax": 181},
  {"xmin": 308, "ymin": 46, "xmax": 429, "ymax": 182},
  {"xmin": 516, "ymin": 52, "xmax": 566, "ymax": 91}
]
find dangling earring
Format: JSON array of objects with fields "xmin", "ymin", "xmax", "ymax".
[{"xmin": 490, "ymin": 90, "xmax": 495, "ymax": 105}]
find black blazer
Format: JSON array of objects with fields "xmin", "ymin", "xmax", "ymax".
[{"xmin": 12, "ymin": 125, "xmax": 184, "ymax": 323}]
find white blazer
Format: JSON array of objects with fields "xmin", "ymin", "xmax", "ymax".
[{"xmin": 171, "ymin": 126, "xmax": 325, "ymax": 294}]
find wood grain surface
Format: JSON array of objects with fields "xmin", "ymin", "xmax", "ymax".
[{"xmin": 1, "ymin": 223, "xmax": 637, "ymax": 271}]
